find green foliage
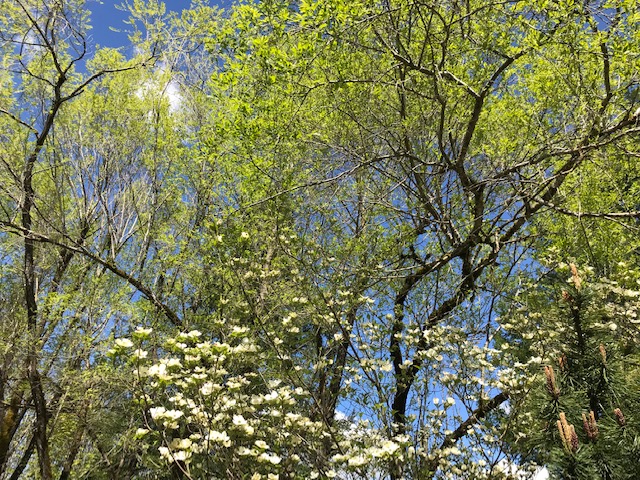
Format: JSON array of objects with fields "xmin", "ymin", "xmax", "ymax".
[
  {"xmin": 111, "ymin": 328, "xmax": 328, "ymax": 479},
  {"xmin": 1, "ymin": 0, "xmax": 639, "ymax": 479},
  {"xmin": 499, "ymin": 263, "xmax": 640, "ymax": 479}
]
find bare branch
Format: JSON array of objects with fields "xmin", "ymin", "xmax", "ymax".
[
  {"xmin": 0, "ymin": 220, "xmax": 183, "ymax": 327},
  {"xmin": 0, "ymin": 109, "xmax": 38, "ymax": 134}
]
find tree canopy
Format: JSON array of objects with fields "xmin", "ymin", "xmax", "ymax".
[{"xmin": 0, "ymin": 0, "xmax": 639, "ymax": 479}]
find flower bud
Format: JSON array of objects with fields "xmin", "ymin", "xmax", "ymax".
[
  {"xmin": 545, "ymin": 366, "xmax": 560, "ymax": 399},
  {"xmin": 558, "ymin": 412, "xmax": 578, "ymax": 454},
  {"xmin": 614, "ymin": 408, "xmax": 626, "ymax": 428},
  {"xmin": 582, "ymin": 411, "xmax": 598, "ymax": 441},
  {"xmin": 599, "ymin": 344, "xmax": 606, "ymax": 364}
]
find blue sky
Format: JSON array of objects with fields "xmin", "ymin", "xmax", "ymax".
[
  {"xmin": 87, "ymin": 1, "xmax": 137, "ymax": 49},
  {"xmin": 87, "ymin": 1, "xmax": 207, "ymax": 49}
]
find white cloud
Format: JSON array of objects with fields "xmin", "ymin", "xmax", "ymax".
[
  {"xmin": 534, "ymin": 467, "xmax": 549, "ymax": 480},
  {"xmin": 135, "ymin": 61, "xmax": 183, "ymax": 115},
  {"xmin": 493, "ymin": 459, "xmax": 549, "ymax": 480},
  {"xmin": 334, "ymin": 410, "xmax": 348, "ymax": 421},
  {"xmin": 162, "ymin": 77, "xmax": 182, "ymax": 113}
]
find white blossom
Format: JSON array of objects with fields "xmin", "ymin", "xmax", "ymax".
[{"xmin": 115, "ymin": 338, "xmax": 134, "ymax": 348}]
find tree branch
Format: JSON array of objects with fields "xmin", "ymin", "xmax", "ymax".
[{"xmin": 0, "ymin": 221, "xmax": 182, "ymax": 327}]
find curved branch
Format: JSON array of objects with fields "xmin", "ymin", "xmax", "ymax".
[
  {"xmin": 0, "ymin": 221, "xmax": 182, "ymax": 327},
  {"xmin": 425, "ymin": 391, "xmax": 510, "ymax": 476}
]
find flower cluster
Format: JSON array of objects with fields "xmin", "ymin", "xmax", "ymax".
[
  {"xmin": 113, "ymin": 327, "xmax": 325, "ymax": 478},
  {"xmin": 112, "ymin": 323, "xmax": 435, "ymax": 478}
]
